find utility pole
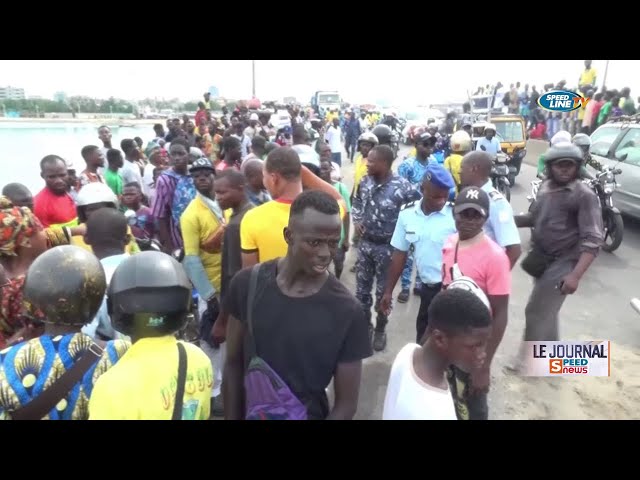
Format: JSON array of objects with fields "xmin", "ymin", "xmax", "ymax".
[
  {"xmin": 252, "ymin": 60, "xmax": 256, "ymax": 97},
  {"xmin": 602, "ymin": 60, "xmax": 610, "ymax": 92}
]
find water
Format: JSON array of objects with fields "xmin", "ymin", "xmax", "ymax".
[{"xmin": 0, "ymin": 122, "xmax": 154, "ymax": 195}]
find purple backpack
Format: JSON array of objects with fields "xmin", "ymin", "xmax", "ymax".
[{"xmin": 244, "ymin": 263, "xmax": 308, "ymax": 420}]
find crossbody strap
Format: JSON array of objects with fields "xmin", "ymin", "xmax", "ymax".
[
  {"xmin": 11, "ymin": 342, "xmax": 103, "ymax": 421},
  {"xmin": 171, "ymin": 342, "xmax": 188, "ymax": 420},
  {"xmin": 245, "ymin": 263, "xmax": 262, "ymax": 361}
]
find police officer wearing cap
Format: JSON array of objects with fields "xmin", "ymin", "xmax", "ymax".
[
  {"xmin": 380, "ymin": 163, "xmax": 457, "ymax": 343},
  {"xmin": 459, "ymin": 151, "xmax": 522, "ymax": 268},
  {"xmin": 395, "ymin": 131, "xmax": 439, "ymax": 302}
]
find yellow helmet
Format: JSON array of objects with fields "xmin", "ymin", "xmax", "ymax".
[{"xmin": 450, "ymin": 130, "xmax": 472, "ymax": 153}]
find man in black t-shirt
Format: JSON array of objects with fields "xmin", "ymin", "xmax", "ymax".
[{"xmin": 223, "ymin": 190, "xmax": 372, "ymax": 420}]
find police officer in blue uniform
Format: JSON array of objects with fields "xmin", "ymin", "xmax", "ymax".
[
  {"xmin": 396, "ymin": 132, "xmax": 438, "ymax": 303},
  {"xmin": 352, "ymin": 145, "xmax": 420, "ymax": 352},
  {"xmin": 380, "ymin": 162, "xmax": 457, "ymax": 343},
  {"xmin": 459, "ymin": 151, "xmax": 522, "ymax": 267}
]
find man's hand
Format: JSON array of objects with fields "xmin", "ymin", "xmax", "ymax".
[
  {"xmin": 211, "ymin": 312, "xmax": 227, "ymax": 345},
  {"xmin": 378, "ymin": 292, "xmax": 393, "ymax": 317},
  {"xmin": 469, "ymin": 366, "xmax": 491, "ymax": 396},
  {"xmin": 69, "ymin": 224, "xmax": 87, "ymax": 237},
  {"xmin": 342, "ymin": 239, "xmax": 350, "ymax": 252},
  {"xmin": 560, "ymin": 272, "xmax": 580, "ymax": 295},
  {"xmin": 355, "ymin": 224, "xmax": 366, "ymax": 236}
]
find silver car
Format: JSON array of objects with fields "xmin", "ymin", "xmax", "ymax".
[{"xmin": 590, "ymin": 120, "xmax": 640, "ymax": 218}]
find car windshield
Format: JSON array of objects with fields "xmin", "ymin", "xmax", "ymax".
[
  {"xmin": 494, "ymin": 121, "xmax": 524, "ymax": 142},
  {"xmin": 590, "ymin": 126, "xmax": 622, "ymax": 157},
  {"xmin": 319, "ymin": 94, "xmax": 339, "ymax": 103}
]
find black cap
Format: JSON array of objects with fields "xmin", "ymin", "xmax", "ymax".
[
  {"xmin": 454, "ymin": 187, "xmax": 490, "ymax": 218},
  {"xmin": 189, "ymin": 157, "xmax": 215, "ymax": 174}
]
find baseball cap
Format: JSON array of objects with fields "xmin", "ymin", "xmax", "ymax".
[
  {"xmin": 189, "ymin": 157, "xmax": 215, "ymax": 173},
  {"xmin": 454, "ymin": 186, "xmax": 490, "ymax": 217}
]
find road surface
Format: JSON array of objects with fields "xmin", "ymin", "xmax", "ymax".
[{"xmin": 336, "ymin": 142, "xmax": 640, "ymax": 420}]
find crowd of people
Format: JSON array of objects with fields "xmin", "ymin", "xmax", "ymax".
[
  {"xmin": 0, "ymin": 88, "xmax": 606, "ymax": 420},
  {"xmin": 475, "ymin": 61, "xmax": 637, "ymax": 140}
]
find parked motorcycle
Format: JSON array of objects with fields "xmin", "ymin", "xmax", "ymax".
[
  {"xmin": 526, "ymin": 164, "xmax": 624, "ymax": 253},
  {"xmin": 588, "ymin": 164, "xmax": 624, "ymax": 252}
]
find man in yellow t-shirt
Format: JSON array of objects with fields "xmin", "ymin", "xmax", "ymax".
[
  {"xmin": 579, "ymin": 60, "xmax": 597, "ymax": 89},
  {"xmin": 179, "ymin": 158, "xmax": 225, "ymax": 416},
  {"xmin": 443, "ymin": 130, "xmax": 473, "ymax": 193},
  {"xmin": 89, "ymin": 252, "xmax": 212, "ymax": 420},
  {"xmin": 241, "ymin": 147, "xmax": 346, "ymax": 268}
]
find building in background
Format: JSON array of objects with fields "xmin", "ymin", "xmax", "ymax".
[
  {"xmin": 54, "ymin": 91, "xmax": 68, "ymax": 103},
  {"xmin": 0, "ymin": 86, "xmax": 25, "ymax": 100}
]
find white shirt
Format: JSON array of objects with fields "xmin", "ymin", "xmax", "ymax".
[
  {"xmin": 324, "ymin": 126, "xmax": 342, "ymax": 153},
  {"xmin": 292, "ymin": 144, "xmax": 320, "ymax": 167},
  {"xmin": 142, "ymin": 163, "xmax": 155, "ymax": 197},
  {"xmin": 382, "ymin": 344, "xmax": 457, "ymax": 420},
  {"xmin": 121, "ymin": 159, "xmax": 143, "ymax": 187}
]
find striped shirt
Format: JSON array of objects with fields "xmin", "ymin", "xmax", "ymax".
[{"xmin": 150, "ymin": 170, "xmax": 183, "ymax": 248}]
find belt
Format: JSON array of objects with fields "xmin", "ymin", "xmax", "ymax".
[
  {"xmin": 362, "ymin": 234, "xmax": 392, "ymax": 245},
  {"xmin": 423, "ymin": 282, "xmax": 442, "ymax": 289}
]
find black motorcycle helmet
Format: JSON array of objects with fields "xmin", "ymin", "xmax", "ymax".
[
  {"xmin": 107, "ymin": 251, "xmax": 192, "ymax": 338},
  {"xmin": 23, "ymin": 245, "xmax": 107, "ymax": 326},
  {"xmin": 544, "ymin": 144, "xmax": 584, "ymax": 167},
  {"xmin": 371, "ymin": 124, "xmax": 396, "ymax": 146}
]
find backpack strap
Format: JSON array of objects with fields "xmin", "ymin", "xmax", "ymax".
[
  {"xmin": 172, "ymin": 342, "xmax": 188, "ymax": 420},
  {"xmin": 11, "ymin": 342, "xmax": 103, "ymax": 420},
  {"xmin": 245, "ymin": 263, "xmax": 262, "ymax": 362}
]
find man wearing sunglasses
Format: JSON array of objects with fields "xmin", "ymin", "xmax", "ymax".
[{"xmin": 441, "ymin": 186, "xmax": 511, "ymax": 420}]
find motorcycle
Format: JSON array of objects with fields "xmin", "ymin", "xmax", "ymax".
[
  {"xmin": 507, "ymin": 146, "xmax": 527, "ymax": 186},
  {"xmin": 526, "ymin": 163, "xmax": 624, "ymax": 253},
  {"xmin": 587, "ymin": 164, "xmax": 624, "ymax": 253},
  {"xmin": 491, "ymin": 152, "xmax": 512, "ymax": 201}
]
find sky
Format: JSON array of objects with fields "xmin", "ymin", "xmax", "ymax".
[{"xmin": 2, "ymin": 60, "xmax": 638, "ymax": 107}]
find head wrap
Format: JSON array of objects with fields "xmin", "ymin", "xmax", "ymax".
[{"xmin": 0, "ymin": 196, "xmax": 43, "ymax": 257}]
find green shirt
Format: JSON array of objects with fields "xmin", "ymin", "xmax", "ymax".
[
  {"xmin": 104, "ymin": 168, "xmax": 123, "ymax": 197},
  {"xmin": 333, "ymin": 181, "xmax": 351, "ymax": 247},
  {"xmin": 597, "ymin": 101, "xmax": 612, "ymax": 126}
]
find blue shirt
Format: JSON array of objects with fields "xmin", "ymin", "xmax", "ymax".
[
  {"xmin": 481, "ymin": 180, "xmax": 521, "ymax": 248},
  {"xmin": 397, "ymin": 156, "xmax": 436, "ymax": 187},
  {"xmin": 390, "ymin": 201, "xmax": 457, "ymax": 284},
  {"xmin": 475, "ymin": 137, "xmax": 502, "ymax": 156}
]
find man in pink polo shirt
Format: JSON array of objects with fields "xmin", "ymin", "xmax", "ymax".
[{"xmin": 441, "ymin": 186, "xmax": 510, "ymax": 420}]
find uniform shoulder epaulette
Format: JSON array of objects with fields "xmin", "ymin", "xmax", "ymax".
[
  {"xmin": 488, "ymin": 190, "xmax": 504, "ymax": 201},
  {"xmin": 401, "ymin": 201, "xmax": 417, "ymax": 211}
]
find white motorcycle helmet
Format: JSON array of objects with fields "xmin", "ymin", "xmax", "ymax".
[
  {"xmin": 551, "ymin": 130, "xmax": 572, "ymax": 147},
  {"xmin": 76, "ymin": 182, "xmax": 119, "ymax": 223},
  {"xmin": 450, "ymin": 130, "xmax": 472, "ymax": 153},
  {"xmin": 357, "ymin": 131, "xmax": 379, "ymax": 146},
  {"xmin": 447, "ymin": 277, "xmax": 491, "ymax": 313}
]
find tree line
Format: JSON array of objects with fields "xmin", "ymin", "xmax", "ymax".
[{"xmin": 1, "ymin": 96, "xmax": 231, "ymax": 116}]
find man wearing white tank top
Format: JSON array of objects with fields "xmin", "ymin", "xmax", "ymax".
[{"xmin": 382, "ymin": 288, "xmax": 491, "ymax": 420}]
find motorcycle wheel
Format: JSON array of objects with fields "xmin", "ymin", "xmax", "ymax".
[
  {"xmin": 602, "ymin": 210, "xmax": 624, "ymax": 253},
  {"xmin": 508, "ymin": 173, "xmax": 516, "ymax": 186},
  {"xmin": 498, "ymin": 182, "xmax": 511, "ymax": 202}
]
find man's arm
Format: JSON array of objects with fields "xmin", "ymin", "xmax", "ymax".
[
  {"xmin": 300, "ymin": 165, "xmax": 346, "ymax": 211},
  {"xmin": 181, "ymin": 213, "xmax": 216, "ymax": 301},
  {"xmin": 326, "ymin": 360, "xmax": 363, "ymax": 420},
  {"xmin": 486, "ymin": 295, "xmax": 509, "ymax": 366},
  {"xmin": 504, "ymin": 245, "xmax": 522, "ymax": 269},
  {"xmin": 561, "ymin": 189, "xmax": 603, "ymax": 294},
  {"xmin": 514, "ymin": 212, "xmax": 534, "ymax": 228},
  {"xmin": 222, "ymin": 314, "xmax": 246, "ymax": 420},
  {"xmin": 351, "ymin": 179, "xmax": 365, "ymax": 225},
  {"xmin": 380, "ymin": 249, "xmax": 408, "ymax": 315},
  {"xmin": 240, "ymin": 212, "xmax": 260, "ymax": 268}
]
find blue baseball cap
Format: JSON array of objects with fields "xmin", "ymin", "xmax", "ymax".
[{"xmin": 423, "ymin": 162, "xmax": 455, "ymax": 190}]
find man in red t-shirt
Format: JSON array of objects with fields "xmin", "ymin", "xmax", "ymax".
[{"xmin": 33, "ymin": 155, "xmax": 78, "ymax": 228}]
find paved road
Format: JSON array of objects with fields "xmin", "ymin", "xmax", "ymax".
[{"xmin": 335, "ymin": 142, "xmax": 640, "ymax": 420}]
